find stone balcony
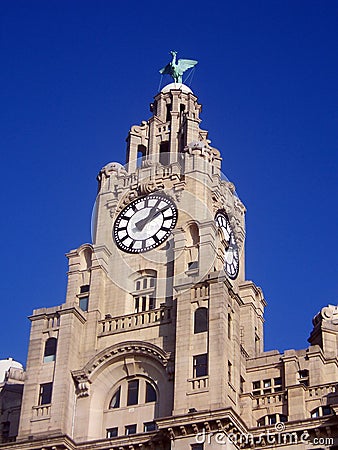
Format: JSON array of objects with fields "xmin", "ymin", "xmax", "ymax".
[
  {"xmin": 98, "ymin": 306, "xmax": 172, "ymax": 337},
  {"xmin": 187, "ymin": 376, "xmax": 209, "ymax": 393},
  {"xmin": 253, "ymin": 391, "xmax": 287, "ymax": 409},
  {"xmin": 31, "ymin": 404, "xmax": 51, "ymax": 421}
]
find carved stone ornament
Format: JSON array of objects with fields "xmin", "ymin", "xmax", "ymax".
[
  {"xmin": 72, "ymin": 371, "xmax": 91, "ymax": 398},
  {"xmin": 75, "ymin": 341, "xmax": 171, "ymax": 385},
  {"xmin": 98, "ymin": 162, "xmax": 128, "ymax": 184},
  {"xmin": 138, "ymin": 179, "xmax": 164, "ymax": 195},
  {"xmin": 115, "ymin": 189, "xmax": 139, "ymax": 214},
  {"xmin": 130, "ymin": 120, "xmax": 148, "ymax": 138},
  {"xmin": 312, "ymin": 304, "xmax": 338, "ymax": 326}
]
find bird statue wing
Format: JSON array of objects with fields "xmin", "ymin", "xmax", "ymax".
[
  {"xmin": 159, "ymin": 63, "xmax": 173, "ymax": 75},
  {"xmin": 177, "ymin": 59, "xmax": 198, "ymax": 73}
]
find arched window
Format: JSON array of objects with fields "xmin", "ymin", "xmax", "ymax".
[
  {"xmin": 194, "ymin": 307, "xmax": 208, "ymax": 333},
  {"xmin": 311, "ymin": 406, "xmax": 333, "ymax": 418},
  {"xmin": 43, "ymin": 337, "xmax": 57, "ymax": 363},
  {"xmin": 257, "ymin": 413, "xmax": 287, "ymax": 427},
  {"xmin": 109, "ymin": 378, "xmax": 157, "ymax": 409}
]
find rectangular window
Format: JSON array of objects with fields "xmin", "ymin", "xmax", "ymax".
[
  {"xmin": 106, "ymin": 427, "xmax": 118, "ymax": 438},
  {"xmin": 298, "ymin": 370, "xmax": 309, "ymax": 386},
  {"xmin": 274, "ymin": 377, "xmax": 282, "ymax": 386},
  {"xmin": 38, "ymin": 382, "xmax": 53, "ymax": 405},
  {"xmin": 191, "ymin": 445, "xmax": 204, "ymax": 450},
  {"xmin": 149, "ymin": 297, "xmax": 155, "ymax": 310},
  {"xmin": 134, "ymin": 296, "xmax": 140, "ymax": 312},
  {"xmin": 263, "ymin": 379, "xmax": 271, "ymax": 388},
  {"xmin": 141, "ymin": 296, "xmax": 147, "ymax": 311},
  {"xmin": 253, "ymin": 381, "xmax": 261, "ymax": 390},
  {"xmin": 79, "ymin": 296, "xmax": 89, "ymax": 312},
  {"xmin": 144, "ymin": 421, "xmax": 156, "ymax": 432},
  {"xmin": 322, "ymin": 406, "xmax": 332, "ymax": 416},
  {"xmin": 80, "ymin": 284, "xmax": 90, "ymax": 293},
  {"xmin": 125, "ymin": 424, "xmax": 137, "ymax": 435},
  {"xmin": 268, "ymin": 415, "xmax": 277, "ymax": 425},
  {"xmin": 193, "ymin": 354, "xmax": 208, "ymax": 378},
  {"xmin": 127, "ymin": 379, "xmax": 139, "ymax": 406}
]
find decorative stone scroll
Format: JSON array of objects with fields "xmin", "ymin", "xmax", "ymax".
[{"xmin": 313, "ymin": 304, "xmax": 338, "ymax": 325}]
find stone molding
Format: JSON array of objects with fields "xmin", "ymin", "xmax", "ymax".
[{"xmin": 72, "ymin": 340, "xmax": 171, "ymax": 382}]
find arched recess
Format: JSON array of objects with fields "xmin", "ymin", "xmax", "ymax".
[
  {"xmin": 194, "ymin": 307, "xmax": 208, "ymax": 334},
  {"xmin": 43, "ymin": 337, "xmax": 57, "ymax": 363},
  {"xmin": 71, "ymin": 341, "xmax": 172, "ymax": 441},
  {"xmin": 185, "ymin": 222, "xmax": 200, "ymax": 270},
  {"xmin": 78, "ymin": 244, "xmax": 93, "ymax": 271},
  {"xmin": 137, "ymin": 144, "xmax": 147, "ymax": 168}
]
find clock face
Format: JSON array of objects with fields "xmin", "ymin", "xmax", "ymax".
[
  {"xmin": 215, "ymin": 211, "xmax": 239, "ymax": 279},
  {"xmin": 113, "ymin": 193, "xmax": 178, "ymax": 253}
]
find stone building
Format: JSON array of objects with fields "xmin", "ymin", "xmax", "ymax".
[
  {"xmin": 0, "ymin": 359, "xmax": 24, "ymax": 444},
  {"xmin": 1, "ymin": 81, "xmax": 337, "ymax": 450}
]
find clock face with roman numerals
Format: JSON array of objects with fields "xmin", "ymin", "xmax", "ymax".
[
  {"xmin": 113, "ymin": 193, "xmax": 178, "ymax": 253},
  {"xmin": 215, "ymin": 210, "xmax": 239, "ymax": 279}
]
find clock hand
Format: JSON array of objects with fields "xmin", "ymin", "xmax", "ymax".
[
  {"xmin": 134, "ymin": 199, "xmax": 160, "ymax": 231},
  {"xmin": 135, "ymin": 199, "xmax": 163, "ymax": 231},
  {"xmin": 135, "ymin": 204, "xmax": 170, "ymax": 231}
]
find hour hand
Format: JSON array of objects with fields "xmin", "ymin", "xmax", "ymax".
[{"xmin": 135, "ymin": 206, "xmax": 160, "ymax": 231}]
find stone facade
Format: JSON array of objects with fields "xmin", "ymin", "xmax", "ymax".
[{"xmin": 1, "ymin": 82, "xmax": 337, "ymax": 450}]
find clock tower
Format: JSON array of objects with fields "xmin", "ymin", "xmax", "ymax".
[
  {"xmin": 10, "ymin": 64, "xmax": 338, "ymax": 450},
  {"xmin": 16, "ymin": 78, "xmax": 263, "ymax": 448}
]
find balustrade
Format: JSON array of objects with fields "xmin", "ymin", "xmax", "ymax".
[
  {"xmin": 306, "ymin": 382, "xmax": 338, "ymax": 399},
  {"xmin": 99, "ymin": 306, "xmax": 171, "ymax": 336},
  {"xmin": 32, "ymin": 404, "xmax": 51, "ymax": 420},
  {"xmin": 188, "ymin": 376, "xmax": 209, "ymax": 391},
  {"xmin": 254, "ymin": 391, "xmax": 287, "ymax": 408}
]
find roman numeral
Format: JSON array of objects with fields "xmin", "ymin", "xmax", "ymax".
[{"xmin": 128, "ymin": 240, "xmax": 135, "ymax": 249}]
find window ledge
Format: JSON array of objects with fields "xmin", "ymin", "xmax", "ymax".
[{"xmin": 185, "ymin": 268, "xmax": 199, "ymax": 276}]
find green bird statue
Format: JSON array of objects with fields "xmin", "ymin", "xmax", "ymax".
[{"xmin": 159, "ymin": 51, "xmax": 198, "ymax": 83}]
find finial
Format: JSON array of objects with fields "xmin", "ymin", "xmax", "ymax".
[{"xmin": 159, "ymin": 51, "xmax": 198, "ymax": 84}]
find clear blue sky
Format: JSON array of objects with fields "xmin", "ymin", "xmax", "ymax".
[{"xmin": 1, "ymin": 1, "xmax": 337, "ymax": 365}]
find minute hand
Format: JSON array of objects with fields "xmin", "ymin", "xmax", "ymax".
[{"xmin": 135, "ymin": 205, "xmax": 169, "ymax": 231}]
